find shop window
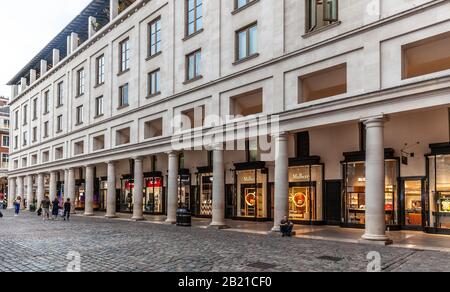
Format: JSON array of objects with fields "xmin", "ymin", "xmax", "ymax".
[
  {"xmin": 42, "ymin": 151, "xmax": 50, "ymax": 163},
  {"xmin": 403, "ymin": 180, "xmax": 423, "ymax": 227},
  {"xmin": 55, "ymin": 147, "xmax": 64, "ymax": 160},
  {"xmin": 428, "ymin": 155, "xmax": 450, "ymax": 230},
  {"xmin": 116, "ymin": 128, "xmax": 131, "ymax": 146},
  {"xmin": 144, "ymin": 118, "xmax": 163, "ymax": 139},
  {"xmin": 74, "ymin": 141, "xmax": 84, "ymax": 156},
  {"xmin": 231, "ymin": 88, "xmax": 263, "ymax": 117},
  {"xmin": 306, "ymin": 0, "xmax": 339, "ymax": 33},
  {"xmin": 298, "ymin": 64, "xmax": 347, "ymax": 103},
  {"xmin": 342, "ymin": 160, "xmax": 398, "ymax": 226},
  {"xmin": 31, "ymin": 154, "xmax": 38, "ymax": 166},
  {"xmin": 181, "ymin": 106, "xmax": 205, "ymax": 130},
  {"xmin": 93, "ymin": 135, "xmax": 105, "ymax": 151},
  {"xmin": 235, "ymin": 169, "xmax": 268, "ymax": 219},
  {"xmin": 402, "ymin": 32, "xmax": 450, "ymax": 79}
]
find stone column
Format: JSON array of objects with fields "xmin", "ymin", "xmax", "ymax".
[
  {"xmin": 165, "ymin": 152, "xmax": 179, "ymax": 224},
  {"xmin": 37, "ymin": 173, "xmax": 45, "ymax": 208},
  {"xmin": 26, "ymin": 175, "xmax": 33, "ymax": 211},
  {"xmin": 361, "ymin": 117, "xmax": 392, "ymax": 245},
  {"xmin": 271, "ymin": 133, "xmax": 290, "ymax": 232},
  {"xmin": 68, "ymin": 168, "xmax": 76, "ymax": 213},
  {"xmin": 64, "ymin": 169, "xmax": 69, "ymax": 203},
  {"xmin": 49, "ymin": 171, "xmax": 58, "ymax": 201},
  {"xmin": 132, "ymin": 157, "xmax": 144, "ymax": 221},
  {"xmin": 110, "ymin": 0, "xmax": 119, "ymax": 20},
  {"xmin": 17, "ymin": 176, "xmax": 24, "ymax": 208},
  {"xmin": 210, "ymin": 146, "xmax": 227, "ymax": 228},
  {"xmin": 105, "ymin": 161, "xmax": 117, "ymax": 218},
  {"xmin": 84, "ymin": 165, "xmax": 95, "ymax": 216},
  {"xmin": 7, "ymin": 177, "xmax": 16, "ymax": 209}
]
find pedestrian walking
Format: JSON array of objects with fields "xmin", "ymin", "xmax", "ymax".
[
  {"xmin": 0, "ymin": 193, "xmax": 4, "ymax": 218},
  {"xmin": 14, "ymin": 196, "xmax": 22, "ymax": 217},
  {"xmin": 51, "ymin": 198, "xmax": 60, "ymax": 220},
  {"xmin": 40, "ymin": 196, "xmax": 51, "ymax": 221},
  {"xmin": 63, "ymin": 198, "xmax": 71, "ymax": 221}
]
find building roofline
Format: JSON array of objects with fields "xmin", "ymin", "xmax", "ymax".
[{"xmin": 7, "ymin": 0, "xmax": 110, "ymax": 86}]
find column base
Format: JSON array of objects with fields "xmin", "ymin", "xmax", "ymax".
[
  {"xmin": 360, "ymin": 234, "xmax": 393, "ymax": 246},
  {"xmin": 84, "ymin": 213, "xmax": 95, "ymax": 217},
  {"xmin": 132, "ymin": 217, "xmax": 145, "ymax": 222},
  {"xmin": 105, "ymin": 214, "xmax": 118, "ymax": 219},
  {"xmin": 208, "ymin": 223, "xmax": 229, "ymax": 230},
  {"xmin": 165, "ymin": 219, "xmax": 177, "ymax": 225}
]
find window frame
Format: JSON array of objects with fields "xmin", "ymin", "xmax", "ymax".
[
  {"xmin": 57, "ymin": 81, "xmax": 64, "ymax": 107},
  {"xmin": 43, "ymin": 90, "xmax": 50, "ymax": 114},
  {"xmin": 185, "ymin": 49, "xmax": 202, "ymax": 82},
  {"xmin": 305, "ymin": 0, "xmax": 339, "ymax": 33},
  {"xmin": 96, "ymin": 55, "xmax": 105, "ymax": 86},
  {"xmin": 119, "ymin": 38, "xmax": 130, "ymax": 73},
  {"xmin": 2, "ymin": 135, "xmax": 9, "ymax": 148},
  {"xmin": 235, "ymin": 22, "xmax": 258, "ymax": 62},
  {"xmin": 148, "ymin": 17, "xmax": 162, "ymax": 58},
  {"xmin": 118, "ymin": 83, "xmax": 129, "ymax": 108},
  {"xmin": 32, "ymin": 98, "xmax": 38, "ymax": 121},
  {"xmin": 76, "ymin": 68, "xmax": 85, "ymax": 97},
  {"xmin": 23, "ymin": 104, "xmax": 28, "ymax": 126},
  {"xmin": 148, "ymin": 69, "xmax": 161, "ymax": 97},
  {"xmin": 76, "ymin": 105, "xmax": 84, "ymax": 125},
  {"xmin": 56, "ymin": 115, "xmax": 63, "ymax": 133},
  {"xmin": 185, "ymin": 0, "xmax": 203, "ymax": 37}
]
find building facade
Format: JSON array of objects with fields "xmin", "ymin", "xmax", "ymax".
[
  {"xmin": 6, "ymin": 0, "xmax": 450, "ymax": 242},
  {"xmin": 0, "ymin": 97, "xmax": 10, "ymax": 202}
]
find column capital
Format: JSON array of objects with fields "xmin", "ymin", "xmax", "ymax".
[
  {"xmin": 106, "ymin": 159, "xmax": 117, "ymax": 165},
  {"xmin": 361, "ymin": 115, "xmax": 388, "ymax": 127},
  {"xmin": 132, "ymin": 156, "xmax": 145, "ymax": 162},
  {"xmin": 166, "ymin": 151, "xmax": 179, "ymax": 157},
  {"xmin": 271, "ymin": 131, "xmax": 289, "ymax": 140}
]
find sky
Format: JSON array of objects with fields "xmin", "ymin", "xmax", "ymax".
[{"xmin": 0, "ymin": 0, "xmax": 92, "ymax": 99}]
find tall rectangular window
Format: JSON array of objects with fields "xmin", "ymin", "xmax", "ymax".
[
  {"xmin": 76, "ymin": 105, "xmax": 84, "ymax": 125},
  {"xmin": 14, "ymin": 111, "xmax": 19, "ymax": 130},
  {"xmin": 43, "ymin": 91, "xmax": 50, "ymax": 114},
  {"xmin": 236, "ymin": 23, "xmax": 258, "ymax": 61},
  {"xmin": 96, "ymin": 55, "xmax": 105, "ymax": 85},
  {"xmin": 43, "ymin": 121, "xmax": 49, "ymax": 138},
  {"xmin": 23, "ymin": 131, "xmax": 27, "ymax": 146},
  {"xmin": 77, "ymin": 68, "xmax": 85, "ymax": 96},
  {"xmin": 32, "ymin": 127, "xmax": 38, "ymax": 143},
  {"xmin": 23, "ymin": 105, "xmax": 28, "ymax": 125},
  {"xmin": 119, "ymin": 84, "xmax": 129, "ymax": 108},
  {"xmin": 186, "ymin": 50, "xmax": 201, "ymax": 81},
  {"xmin": 148, "ymin": 69, "xmax": 161, "ymax": 96},
  {"xmin": 306, "ymin": 0, "xmax": 338, "ymax": 33},
  {"xmin": 32, "ymin": 98, "xmax": 38, "ymax": 120},
  {"xmin": 57, "ymin": 82, "xmax": 64, "ymax": 107},
  {"xmin": 2, "ymin": 135, "xmax": 9, "ymax": 147},
  {"xmin": 95, "ymin": 96, "xmax": 104, "ymax": 117},
  {"xmin": 119, "ymin": 38, "xmax": 130, "ymax": 72},
  {"xmin": 186, "ymin": 0, "xmax": 203, "ymax": 36},
  {"xmin": 235, "ymin": 0, "xmax": 256, "ymax": 10},
  {"xmin": 14, "ymin": 136, "xmax": 18, "ymax": 149},
  {"xmin": 149, "ymin": 18, "xmax": 162, "ymax": 57},
  {"xmin": 56, "ymin": 115, "xmax": 63, "ymax": 133}
]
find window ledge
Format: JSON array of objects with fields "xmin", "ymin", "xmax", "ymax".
[
  {"xmin": 233, "ymin": 53, "xmax": 260, "ymax": 66},
  {"xmin": 232, "ymin": 0, "xmax": 260, "ymax": 15},
  {"xmin": 43, "ymin": 111, "xmax": 50, "ymax": 116},
  {"xmin": 56, "ymin": 104, "xmax": 64, "ymax": 109},
  {"xmin": 75, "ymin": 93, "xmax": 84, "ymax": 99},
  {"xmin": 75, "ymin": 122, "xmax": 84, "ymax": 127},
  {"xmin": 117, "ymin": 68, "xmax": 130, "ymax": 77},
  {"xmin": 302, "ymin": 21, "xmax": 341, "ymax": 38},
  {"xmin": 117, "ymin": 104, "xmax": 130, "ymax": 110},
  {"xmin": 94, "ymin": 82, "xmax": 105, "ymax": 89},
  {"xmin": 146, "ymin": 92, "xmax": 162, "ymax": 99},
  {"xmin": 56, "ymin": 130, "xmax": 63, "ymax": 134},
  {"xmin": 94, "ymin": 114, "xmax": 104, "ymax": 120},
  {"xmin": 183, "ymin": 75, "xmax": 203, "ymax": 85},
  {"xmin": 183, "ymin": 28, "xmax": 204, "ymax": 42},
  {"xmin": 146, "ymin": 51, "xmax": 162, "ymax": 61}
]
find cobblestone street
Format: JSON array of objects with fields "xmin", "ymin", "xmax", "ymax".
[{"xmin": 1, "ymin": 210, "xmax": 450, "ymax": 272}]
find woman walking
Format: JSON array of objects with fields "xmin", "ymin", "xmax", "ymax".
[
  {"xmin": 14, "ymin": 196, "xmax": 22, "ymax": 217},
  {"xmin": 51, "ymin": 197, "xmax": 60, "ymax": 220}
]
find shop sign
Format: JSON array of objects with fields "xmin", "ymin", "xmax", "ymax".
[
  {"xmin": 146, "ymin": 177, "xmax": 162, "ymax": 188},
  {"xmin": 125, "ymin": 181, "xmax": 134, "ymax": 190}
]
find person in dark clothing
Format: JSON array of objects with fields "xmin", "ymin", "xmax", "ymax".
[
  {"xmin": 51, "ymin": 198, "xmax": 60, "ymax": 220},
  {"xmin": 63, "ymin": 198, "xmax": 71, "ymax": 221},
  {"xmin": 280, "ymin": 216, "xmax": 294, "ymax": 237}
]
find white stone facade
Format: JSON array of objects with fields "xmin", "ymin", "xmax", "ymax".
[{"xmin": 6, "ymin": 0, "xmax": 450, "ymax": 241}]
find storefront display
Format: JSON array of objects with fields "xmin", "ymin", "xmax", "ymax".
[
  {"xmin": 144, "ymin": 172, "xmax": 164, "ymax": 214},
  {"xmin": 288, "ymin": 158, "xmax": 324, "ymax": 223},
  {"xmin": 195, "ymin": 167, "xmax": 213, "ymax": 217},
  {"xmin": 427, "ymin": 144, "xmax": 450, "ymax": 232},
  {"xmin": 234, "ymin": 162, "xmax": 269, "ymax": 220},
  {"xmin": 98, "ymin": 179, "xmax": 107, "ymax": 211},
  {"xmin": 75, "ymin": 180, "xmax": 85, "ymax": 210},
  {"xmin": 120, "ymin": 176, "xmax": 134, "ymax": 213},
  {"xmin": 403, "ymin": 179, "xmax": 423, "ymax": 227},
  {"xmin": 178, "ymin": 169, "xmax": 191, "ymax": 210},
  {"xmin": 342, "ymin": 150, "xmax": 399, "ymax": 227}
]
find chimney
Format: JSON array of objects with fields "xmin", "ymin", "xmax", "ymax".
[
  {"xmin": 40, "ymin": 60, "xmax": 48, "ymax": 76},
  {"xmin": 88, "ymin": 16, "xmax": 97, "ymax": 38},
  {"xmin": 52, "ymin": 49, "xmax": 60, "ymax": 66},
  {"xmin": 110, "ymin": 0, "xmax": 119, "ymax": 20},
  {"xmin": 71, "ymin": 32, "xmax": 79, "ymax": 52},
  {"xmin": 29, "ymin": 69, "xmax": 37, "ymax": 84}
]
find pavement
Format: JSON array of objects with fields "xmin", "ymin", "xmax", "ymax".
[{"xmin": 1, "ymin": 209, "xmax": 450, "ymax": 272}]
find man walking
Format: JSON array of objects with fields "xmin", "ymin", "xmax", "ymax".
[
  {"xmin": 63, "ymin": 198, "xmax": 71, "ymax": 221},
  {"xmin": 0, "ymin": 193, "xmax": 4, "ymax": 218},
  {"xmin": 40, "ymin": 195, "xmax": 51, "ymax": 221}
]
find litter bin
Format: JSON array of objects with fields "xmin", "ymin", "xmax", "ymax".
[{"xmin": 176, "ymin": 208, "xmax": 192, "ymax": 227}]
